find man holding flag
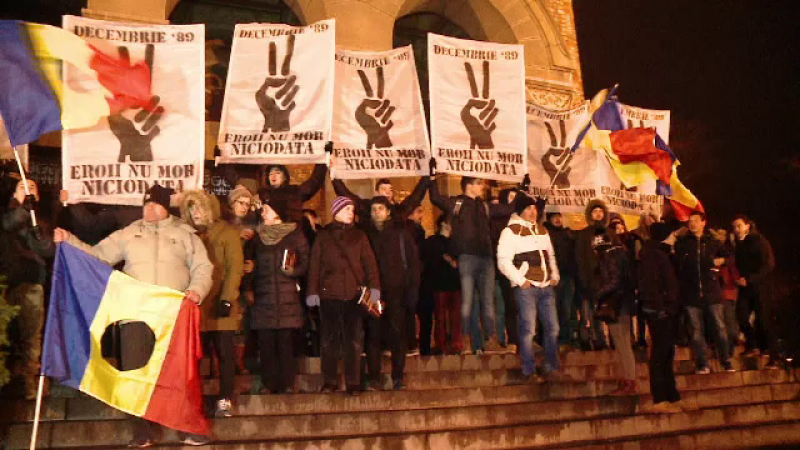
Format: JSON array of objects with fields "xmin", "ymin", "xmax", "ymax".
[{"xmin": 52, "ymin": 184, "xmax": 213, "ymax": 447}]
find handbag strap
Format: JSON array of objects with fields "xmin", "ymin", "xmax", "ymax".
[{"xmin": 325, "ymin": 230, "xmax": 364, "ymax": 286}]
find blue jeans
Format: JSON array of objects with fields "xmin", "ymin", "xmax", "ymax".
[
  {"xmin": 686, "ymin": 304, "xmax": 730, "ymax": 369},
  {"xmin": 515, "ymin": 285, "xmax": 560, "ymax": 376},
  {"xmin": 470, "ymin": 297, "xmax": 485, "ymax": 351},
  {"xmin": 459, "ymin": 254, "xmax": 497, "ymax": 344}
]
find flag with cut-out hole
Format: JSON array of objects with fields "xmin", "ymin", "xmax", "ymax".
[{"xmin": 41, "ymin": 243, "xmax": 208, "ymax": 435}]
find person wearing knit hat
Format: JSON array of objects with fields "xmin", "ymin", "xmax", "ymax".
[
  {"xmin": 330, "ymin": 196, "xmax": 355, "ymax": 222},
  {"xmin": 306, "ymin": 194, "xmax": 380, "ymax": 395},
  {"xmin": 143, "ymin": 184, "xmax": 174, "ymax": 214}
]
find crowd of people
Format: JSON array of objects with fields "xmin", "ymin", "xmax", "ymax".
[{"xmin": 0, "ymin": 156, "xmax": 779, "ymax": 446}]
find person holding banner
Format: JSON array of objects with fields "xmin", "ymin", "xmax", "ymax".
[
  {"xmin": 1, "ymin": 178, "xmax": 54, "ymax": 399},
  {"xmin": 258, "ymin": 162, "xmax": 327, "ymax": 223},
  {"xmin": 331, "ymin": 176, "xmax": 431, "ymax": 222},
  {"xmin": 429, "ymin": 174, "xmax": 514, "ymax": 354},
  {"xmin": 363, "ymin": 196, "xmax": 420, "ymax": 390},
  {"xmin": 54, "ymin": 184, "xmax": 214, "ymax": 447},
  {"xmin": 180, "ymin": 191, "xmax": 244, "ymax": 418},
  {"xmin": 305, "ymin": 196, "xmax": 380, "ymax": 395}
]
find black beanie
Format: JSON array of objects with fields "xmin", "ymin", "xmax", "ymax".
[
  {"xmin": 143, "ymin": 184, "xmax": 174, "ymax": 211},
  {"xmin": 514, "ymin": 194, "xmax": 536, "ymax": 216},
  {"xmin": 650, "ymin": 222, "xmax": 671, "ymax": 242},
  {"xmin": 260, "ymin": 191, "xmax": 291, "ymax": 222}
]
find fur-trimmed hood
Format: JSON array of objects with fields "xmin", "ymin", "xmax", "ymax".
[
  {"xmin": 180, "ymin": 190, "xmax": 220, "ymax": 228},
  {"xmin": 585, "ymin": 198, "xmax": 609, "ymax": 228}
]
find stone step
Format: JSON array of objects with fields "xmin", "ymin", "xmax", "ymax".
[
  {"xmin": 565, "ymin": 420, "xmax": 800, "ymax": 449},
  {"xmin": 7, "ymin": 396, "xmax": 800, "ymax": 449},
  {"xmin": 200, "ymin": 361, "xmax": 790, "ymax": 396},
  {"xmin": 201, "ymin": 346, "xmax": 769, "ymax": 376}
]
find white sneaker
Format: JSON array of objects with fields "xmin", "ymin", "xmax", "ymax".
[
  {"xmin": 215, "ymin": 398, "xmax": 233, "ymax": 418},
  {"xmin": 696, "ymin": 367, "xmax": 711, "ymax": 375}
]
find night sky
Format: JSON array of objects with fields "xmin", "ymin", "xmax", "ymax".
[
  {"xmin": 574, "ymin": 1, "xmax": 800, "ymax": 277},
  {"xmin": 2, "ymin": 1, "xmax": 799, "ymax": 277}
]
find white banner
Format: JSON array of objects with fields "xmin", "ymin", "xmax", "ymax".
[
  {"xmin": 0, "ymin": 114, "xmax": 28, "ymax": 170},
  {"xmin": 61, "ymin": 16, "xmax": 205, "ymax": 206},
  {"xmin": 527, "ymin": 101, "xmax": 662, "ymax": 217},
  {"xmin": 331, "ymin": 46, "xmax": 429, "ymax": 179},
  {"xmin": 617, "ymin": 103, "xmax": 671, "ymax": 143},
  {"xmin": 428, "ymin": 34, "xmax": 527, "ymax": 182},
  {"xmin": 217, "ymin": 20, "xmax": 335, "ymax": 165}
]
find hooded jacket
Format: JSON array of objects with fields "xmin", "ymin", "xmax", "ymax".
[
  {"xmin": 306, "ymin": 221, "xmax": 380, "ymax": 301},
  {"xmin": 497, "ymin": 214, "xmax": 559, "ymax": 288},
  {"xmin": 592, "ymin": 240, "xmax": 635, "ymax": 314},
  {"xmin": 576, "ymin": 199, "xmax": 610, "ymax": 294},
  {"xmin": 637, "ymin": 240, "xmax": 679, "ymax": 316},
  {"xmin": 65, "ymin": 212, "xmax": 214, "ymax": 300},
  {"xmin": 258, "ymin": 164, "xmax": 327, "ymax": 222},
  {"xmin": 180, "ymin": 191, "xmax": 245, "ymax": 331}
]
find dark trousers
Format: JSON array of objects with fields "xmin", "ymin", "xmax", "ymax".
[
  {"xmin": 737, "ymin": 286, "xmax": 772, "ymax": 353},
  {"xmin": 366, "ymin": 289, "xmax": 407, "ymax": 383},
  {"xmin": 499, "ymin": 275, "xmax": 519, "ymax": 346},
  {"xmin": 257, "ymin": 328, "xmax": 297, "ymax": 392},
  {"xmin": 320, "ymin": 299, "xmax": 364, "ymax": 389},
  {"xmin": 647, "ymin": 315, "xmax": 680, "ymax": 404},
  {"xmin": 202, "ymin": 330, "xmax": 235, "ymax": 399},
  {"xmin": 417, "ymin": 290, "xmax": 435, "ymax": 355}
]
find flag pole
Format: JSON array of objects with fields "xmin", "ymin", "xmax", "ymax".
[
  {"xmin": 12, "ymin": 146, "xmax": 37, "ymax": 227},
  {"xmin": 28, "ymin": 374, "xmax": 46, "ymax": 450}
]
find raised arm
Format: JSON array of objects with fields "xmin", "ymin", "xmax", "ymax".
[
  {"xmin": 299, "ymin": 164, "xmax": 328, "ymax": 201},
  {"xmin": 428, "ymin": 179, "xmax": 451, "ymax": 213},
  {"xmin": 397, "ymin": 176, "xmax": 431, "ymax": 218}
]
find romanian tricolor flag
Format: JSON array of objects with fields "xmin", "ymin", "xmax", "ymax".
[
  {"xmin": 41, "ymin": 243, "xmax": 209, "ymax": 435},
  {"xmin": 0, "ymin": 21, "xmax": 152, "ymax": 146}
]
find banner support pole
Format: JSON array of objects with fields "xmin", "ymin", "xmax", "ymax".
[{"xmin": 28, "ymin": 374, "xmax": 46, "ymax": 450}]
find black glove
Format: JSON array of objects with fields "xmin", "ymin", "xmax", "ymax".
[
  {"xmin": 324, "ymin": 141, "xmax": 333, "ymax": 154},
  {"xmin": 31, "ymin": 225, "xmax": 44, "ymax": 241},
  {"xmin": 429, "ymin": 157, "xmax": 437, "ymax": 177},
  {"xmin": 22, "ymin": 194, "xmax": 37, "ymax": 211},
  {"xmin": 520, "ymin": 174, "xmax": 531, "ymax": 192}
]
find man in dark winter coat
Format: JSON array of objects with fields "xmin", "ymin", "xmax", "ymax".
[
  {"xmin": 732, "ymin": 215, "xmax": 777, "ymax": 364},
  {"xmin": 674, "ymin": 211, "xmax": 733, "ymax": 374},
  {"xmin": 258, "ymin": 163, "xmax": 327, "ymax": 223},
  {"xmin": 1, "ymin": 179, "xmax": 54, "ymax": 399},
  {"xmin": 305, "ymin": 196, "xmax": 380, "ymax": 395},
  {"xmin": 574, "ymin": 199, "xmax": 611, "ymax": 349},
  {"xmin": 545, "ymin": 212, "xmax": 578, "ymax": 347},
  {"xmin": 363, "ymin": 196, "xmax": 420, "ymax": 390},
  {"xmin": 638, "ymin": 223, "xmax": 682, "ymax": 413},
  {"xmin": 429, "ymin": 175, "xmax": 513, "ymax": 354}
]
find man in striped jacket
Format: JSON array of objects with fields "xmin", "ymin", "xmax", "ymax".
[{"xmin": 497, "ymin": 194, "xmax": 566, "ymax": 382}]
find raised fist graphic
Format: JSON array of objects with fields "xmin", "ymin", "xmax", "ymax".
[
  {"xmin": 541, "ymin": 120, "xmax": 572, "ymax": 188},
  {"xmin": 355, "ymin": 67, "xmax": 394, "ymax": 149},
  {"xmin": 255, "ymin": 35, "xmax": 298, "ymax": 133},
  {"xmin": 108, "ymin": 44, "xmax": 163, "ymax": 163},
  {"xmin": 461, "ymin": 61, "xmax": 498, "ymax": 150}
]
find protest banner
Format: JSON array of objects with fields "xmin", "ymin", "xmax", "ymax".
[
  {"xmin": 331, "ymin": 46, "xmax": 429, "ymax": 179},
  {"xmin": 428, "ymin": 33, "xmax": 527, "ymax": 182},
  {"xmin": 617, "ymin": 103, "xmax": 671, "ymax": 143},
  {"xmin": 527, "ymin": 101, "xmax": 663, "ymax": 217},
  {"xmin": 217, "ymin": 19, "xmax": 335, "ymax": 165},
  {"xmin": 61, "ymin": 16, "xmax": 205, "ymax": 206}
]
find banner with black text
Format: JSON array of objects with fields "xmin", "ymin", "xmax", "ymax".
[
  {"xmin": 61, "ymin": 16, "xmax": 205, "ymax": 206},
  {"xmin": 331, "ymin": 46, "xmax": 429, "ymax": 179},
  {"xmin": 527, "ymin": 101, "xmax": 663, "ymax": 217},
  {"xmin": 217, "ymin": 20, "xmax": 335, "ymax": 165},
  {"xmin": 428, "ymin": 34, "xmax": 527, "ymax": 182}
]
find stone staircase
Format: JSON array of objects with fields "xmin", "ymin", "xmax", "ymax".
[{"xmin": 2, "ymin": 347, "xmax": 800, "ymax": 449}]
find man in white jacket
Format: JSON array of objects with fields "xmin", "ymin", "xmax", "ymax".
[{"xmin": 497, "ymin": 194, "xmax": 565, "ymax": 382}]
